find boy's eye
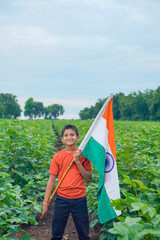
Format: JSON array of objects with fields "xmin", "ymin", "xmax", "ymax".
[{"xmin": 64, "ymin": 133, "xmax": 75, "ymax": 137}]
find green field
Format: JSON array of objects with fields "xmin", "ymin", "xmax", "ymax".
[{"xmin": 0, "ymin": 119, "xmax": 160, "ymax": 240}]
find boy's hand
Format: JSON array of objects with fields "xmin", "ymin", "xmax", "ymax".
[
  {"xmin": 73, "ymin": 149, "xmax": 81, "ymax": 164},
  {"xmin": 40, "ymin": 201, "xmax": 48, "ymax": 219}
]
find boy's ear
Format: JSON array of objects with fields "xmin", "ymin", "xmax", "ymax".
[
  {"xmin": 77, "ymin": 135, "xmax": 80, "ymax": 140},
  {"xmin": 61, "ymin": 137, "xmax": 63, "ymax": 142}
]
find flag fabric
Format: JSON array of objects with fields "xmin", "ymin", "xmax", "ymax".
[{"xmin": 79, "ymin": 94, "xmax": 121, "ymax": 224}]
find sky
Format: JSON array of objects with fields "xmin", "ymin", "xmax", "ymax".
[{"xmin": 0, "ymin": 0, "xmax": 160, "ymax": 119}]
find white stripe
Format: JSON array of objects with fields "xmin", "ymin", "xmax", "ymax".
[
  {"xmin": 104, "ymin": 144, "xmax": 121, "ymax": 216},
  {"xmin": 91, "ymin": 117, "xmax": 108, "ymax": 151},
  {"xmin": 79, "ymin": 94, "xmax": 113, "ymax": 151},
  {"xmin": 104, "ymin": 164, "xmax": 120, "ymax": 199},
  {"xmin": 105, "ymin": 166, "xmax": 121, "ymax": 216},
  {"xmin": 80, "ymin": 116, "xmax": 108, "ymax": 151}
]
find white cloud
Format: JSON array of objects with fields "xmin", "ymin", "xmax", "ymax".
[
  {"xmin": 116, "ymin": 45, "xmax": 138, "ymax": 56},
  {"xmin": 141, "ymin": 63, "xmax": 160, "ymax": 69},
  {"xmin": 11, "ymin": 0, "xmax": 46, "ymax": 8},
  {"xmin": 0, "ymin": 81, "xmax": 16, "ymax": 85},
  {"xmin": 129, "ymin": 10, "xmax": 151, "ymax": 23},
  {"xmin": 18, "ymin": 97, "xmax": 95, "ymax": 108},
  {"xmin": 0, "ymin": 24, "xmax": 114, "ymax": 55},
  {"xmin": 0, "ymin": 81, "xmax": 30, "ymax": 86},
  {"xmin": 115, "ymin": 45, "xmax": 160, "ymax": 70},
  {"xmin": 11, "ymin": 0, "xmax": 123, "ymax": 9},
  {"xmin": 64, "ymin": 35, "xmax": 114, "ymax": 52},
  {"xmin": 137, "ymin": 56, "xmax": 160, "ymax": 69},
  {"xmin": 0, "ymin": 25, "xmax": 61, "ymax": 51},
  {"xmin": 114, "ymin": 82, "xmax": 159, "ymax": 93}
]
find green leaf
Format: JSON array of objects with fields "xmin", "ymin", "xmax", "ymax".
[
  {"xmin": 20, "ymin": 233, "xmax": 35, "ymax": 240},
  {"xmin": 117, "ymin": 236, "xmax": 128, "ymax": 240},
  {"xmin": 0, "ymin": 211, "xmax": 6, "ymax": 217},
  {"xmin": 108, "ymin": 222, "xmax": 130, "ymax": 235},
  {"xmin": 125, "ymin": 217, "xmax": 142, "ymax": 226},
  {"xmin": 9, "ymin": 217, "xmax": 22, "ymax": 224},
  {"xmin": 147, "ymin": 207, "xmax": 157, "ymax": 218},
  {"xmin": 0, "ymin": 237, "xmax": 18, "ymax": 240},
  {"xmin": 5, "ymin": 238, "xmax": 18, "ymax": 240},
  {"xmin": 99, "ymin": 232, "xmax": 108, "ymax": 240},
  {"xmin": 151, "ymin": 214, "xmax": 160, "ymax": 227},
  {"xmin": 28, "ymin": 218, "xmax": 38, "ymax": 225},
  {"xmin": 109, "ymin": 218, "xmax": 144, "ymax": 240},
  {"xmin": 33, "ymin": 203, "xmax": 42, "ymax": 213},
  {"xmin": 149, "ymin": 229, "xmax": 160, "ymax": 236},
  {"xmin": 0, "ymin": 220, "xmax": 7, "ymax": 225},
  {"xmin": 135, "ymin": 228, "xmax": 160, "ymax": 239},
  {"xmin": 117, "ymin": 216, "xmax": 125, "ymax": 222},
  {"xmin": 129, "ymin": 223, "xmax": 144, "ymax": 235},
  {"xmin": 90, "ymin": 219, "xmax": 100, "ymax": 230},
  {"xmin": 131, "ymin": 202, "xmax": 147, "ymax": 212},
  {"xmin": 18, "ymin": 212, "xmax": 28, "ymax": 223}
]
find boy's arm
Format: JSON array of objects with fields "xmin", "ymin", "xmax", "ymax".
[
  {"xmin": 73, "ymin": 150, "xmax": 92, "ymax": 183},
  {"xmin": 41, "ymin": 174, "xmax": 56, "ymax": 218},
  {"xmin": 43, "ymin": 174, "xmax": 56, "ymax": 202}
]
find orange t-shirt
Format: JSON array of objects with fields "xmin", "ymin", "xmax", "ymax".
[{"xmin": 49, "ymin": 148, "xmax": 92, "ymax": 199}]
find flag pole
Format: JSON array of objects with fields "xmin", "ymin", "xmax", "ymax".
[{"xmin": 48, "ymin": 158, "xmax": 74, "ymax": 204}]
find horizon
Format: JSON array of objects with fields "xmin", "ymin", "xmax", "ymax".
[{"xmin": 2, "ymin": 85, "xmax": 159, "ymax": 120}]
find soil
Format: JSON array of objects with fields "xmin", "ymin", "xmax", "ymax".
[
  {"xmin": 11, "ymin": 198, "xmax": 100, "ymax": 240},
  {"xmin": 10, "ymin": 125, "xmax": 101, "ymax": 240}
]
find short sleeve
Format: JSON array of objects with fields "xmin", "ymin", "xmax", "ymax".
[
  {"xmin": 82, "ymin": 157, "xmax": 92, "ymax": 170},
  {"xmin": 49, "ymin": 154, "xmax": 59, "ymax": 175}
]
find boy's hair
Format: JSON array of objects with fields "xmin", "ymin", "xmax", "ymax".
[{"xmin": 61, "ymin": 125, "xmax": 79, "ymax": 137}]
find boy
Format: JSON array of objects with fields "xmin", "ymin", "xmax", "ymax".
[{"xmin": 41, "ymin": 125, "xmax": 92, "ymax": 240}]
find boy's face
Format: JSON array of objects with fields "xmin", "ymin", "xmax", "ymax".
[{"xmin": 61, "ymin": 129, "xmax": 79, "ymax": 147}]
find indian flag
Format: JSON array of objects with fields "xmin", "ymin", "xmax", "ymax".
[{"xmin": 79, "ymin": 94, "xmax": 121, "ymax": 224}]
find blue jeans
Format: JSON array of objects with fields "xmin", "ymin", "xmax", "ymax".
[{"xmin": 51, "ymin": 195, "xmax": 90, "ymax": 240}]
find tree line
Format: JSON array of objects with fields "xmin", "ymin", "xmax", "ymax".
[
  {"xmin": 0, "ymin": 94, "xmax": 64, "ymax": 119},
  {"xmin": 79, "ymin": 86, "xmax": 160, "ymax": 121},
  {"xmin": 1, "ymin": 86, "xmax": 160, "ymax": 120}
]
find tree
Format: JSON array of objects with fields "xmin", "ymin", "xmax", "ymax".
[
  {"xmin": 150, "ymin": 86, "xmax": 160, "ymax": 120},
  {"xmin": 0, "ymin": 93, "xmax": 21, "ymax": 119},
  {"xmin": 132, "ymin": 92, "xmax": 149, "ymax": 120},
  {"xmin": 24, "ymin": 98, "xmax": 34, "ymax": 118},
  {"xmin": 120, "ymin": 100, "xmax": 132, "ymax": 119},
  {"xmin": 24, "ymin": 98, "xmax": 45, "ymax": 119},
  {"xmin": 79, "ymin": 99, "xmax": 106, "ymax": 120},
  {"xmin": 79, "ymin": 107, "xmax": 92, "ymax": 120},
  {"xmin": 92, "ymin": 99, "xmax": 106, "ymax": 118},
  {"xmin": 113, "ymin": 93, "xmax": 124, "ymax": 119},
  {"xmin": 79, "ymin": 87, "xmax": 160, "ymax": 120},
  {"xmin": 0, "ymin": 102, "xmax": 5, "ymax": 118},
  {"xmin": 45, "ymin": 104, "xmax": 64, "ymax": 119}
]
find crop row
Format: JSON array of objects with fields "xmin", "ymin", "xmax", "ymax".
[
  {"xmin": 0, "ymin": 119, "xmax": 159, "ymax": 240},
  {"xmin": 53, "ymin": 119, "xmax": 160, "ymax": 240},
  {"xmin": 0, "ymin": 120, "xmax": 57, "ymax": 239}
]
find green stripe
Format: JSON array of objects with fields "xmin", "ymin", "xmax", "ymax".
[
  {"xmin": 81, "ymin": 136, "xmax": 106, "ymax": 177},
  {"xmin": 98, "ymin": 184, "xmax": 117, "ymax": 223}
]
